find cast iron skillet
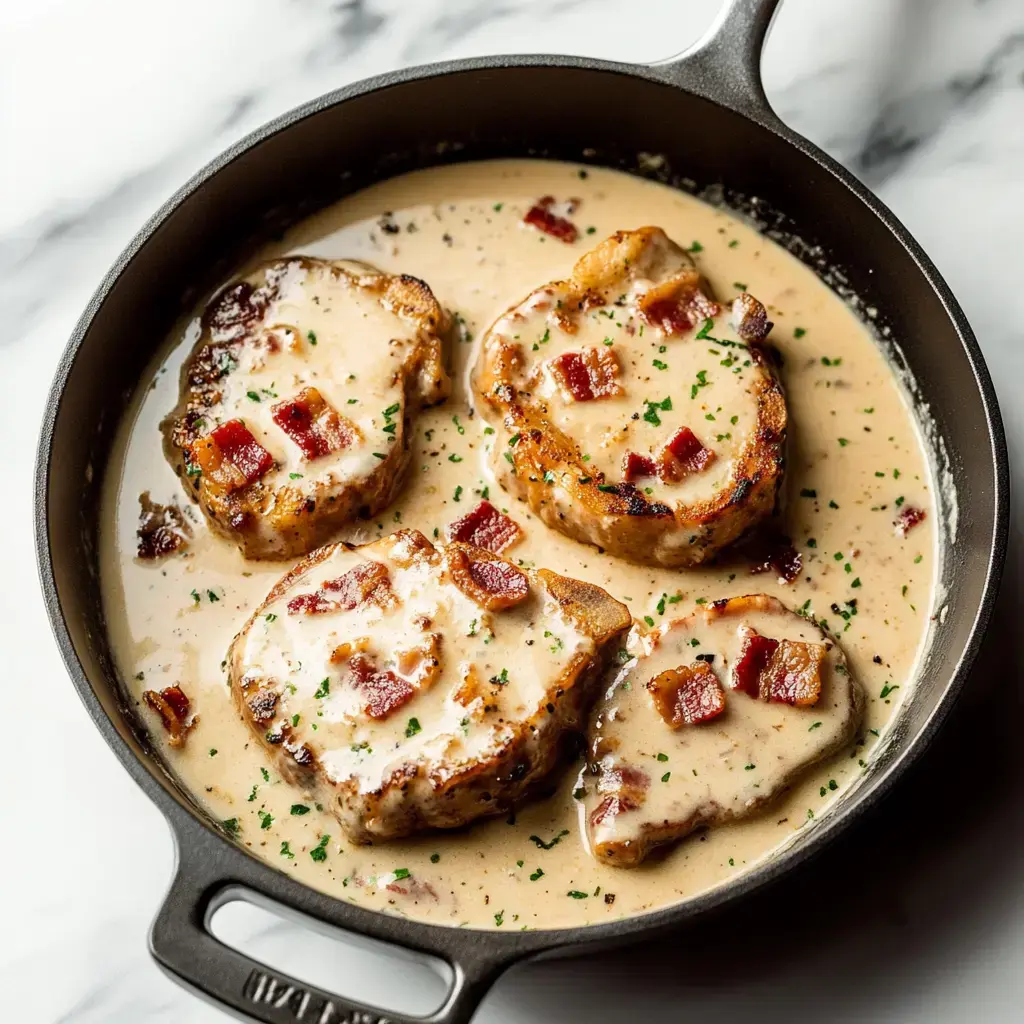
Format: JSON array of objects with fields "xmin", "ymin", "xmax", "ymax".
[{"xmin": 34, "ymin": 1, "xmax": 1008, "ymax": 1021}]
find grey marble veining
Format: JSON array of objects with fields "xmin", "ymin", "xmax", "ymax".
[{"xmin": 2, "ymin": 0, "xmax": 1023, "ymax": 1020}]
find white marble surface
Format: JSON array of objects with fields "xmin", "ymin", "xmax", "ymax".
[{"xmin": 3, "ymin": 0, "xmax": 1023, "ymax": 1020}]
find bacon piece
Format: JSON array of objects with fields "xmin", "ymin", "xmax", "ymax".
[
  {"xmin": 446, "ymin": 500, "xmax": 523, "ymax": 553},
  {"xmin": 446, "ymin": 544, "xmax": 529, "ymax": 611},
  {"xmin": 622, "ymin": 451, "xmax": 657, "ymax": 482},
  {"xmin": 191, "ymin": 419, "xmax": 273, "ymax": 494},
  {"xmin": 732, "ymin": 629, "xmax": 779, "ymax": 697},
  {"xmin": 523, "ymin": 196, "xmax": 578, "ymax": 243},
  {"xmin": 895, "ymin": 505, "xmax": 926, "ymax": 536},
  {"xmin": 286, "ymin": 591, "xmax": 335, "ymax": 615},
  {"xmin": 742, "ymin": 526, "xmax": 802, "ymax": 584},
  {"xmin": 136, "ymin": 492, "xmax": 190, "ymax": 559},
  {"xmin": 759, "ymin": 639, "xmax": 826, "ymax": 706},
  {"xmin": 590, "ymin": 794, "xmax": 641, "ymax": 828},
  {"xmin": 731, "ymin": 293, "xmax": 772, "ymax": 342},
  {"xmin": 659, "ymin": 427, "xmax": 715, "ymax": 482},
  {"xmin": 641, "ymin": 297, "xmax": 693, "ymax": 335},
  {"xmin": 322, "ymin": 561, "xmax": 395, "ymax": 610},
  {"xmin": 142, "ymin": 685, "xmax": 195, "ymax": 747},
  {"xmin": 646, "ymin": 663, "xmax": 726, "ymax": 727},
  {"xmin": 287, "ymin": 561, "xmax": 395, "ymax": 616},
  {"xmin": 272, "ymin": 386, "xmax": 358, "ymax": 460},
  {"xmin": 549, "ymin": 347, "xmax": 623, "ymax": 402},
  {"xmin": 590, "ymin": 762, "xmax": 649, "ymax": 828},
  {"xmin": 639, "ymin": 273, "xmax": 720, "ymax": 336},
  {"xmin": 348, "ymin": 653, "xmax": 415, "ymax": 720},
  {"xmin": 596, "ymin": 763, "xmax": 650, "ymax": 795},
  {"xmin": 733, "ymin": 627, "xmax": 825, "ymax": 706}
]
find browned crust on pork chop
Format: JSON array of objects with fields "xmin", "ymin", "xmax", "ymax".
[
  {"xmin": 474, "ymin": 227, "xmax": 787, "ymax": 568},
  {"xmin": 163, "ymin": 257, "xmax": 450, "ymax": 559},
  {"xmin": 228, "ymin": 529, "xmax": 631, "ymax": 843}
]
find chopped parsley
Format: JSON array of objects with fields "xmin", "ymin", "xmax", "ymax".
[
  {"xmin": 405, "ymin": 717, "xmax": 422, "ymax": 738},
  {"xmin": 313, "ymin": 679, "xmax": 330, "ymax": 699},
  {"xmin": 310, "ymin": 835, "xmax": 330, "ymax": 862},
  {"xmin": 643, "ymin": 396, "xmax": 672, "ymax": 426},
  {"xmin": 529, "ymin": 829, "xmax": 570, "ymax": 850},
  {"xmin": 290, "ymin": 804, "xmax": 310, "ymax": 815}
]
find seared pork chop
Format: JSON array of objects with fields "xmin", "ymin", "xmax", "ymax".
[
  {"xmin": 164, "ymin": 257, "xmax": 450, "ymax": 559},
  {"xmin": 473, "ymin": 227, "xmax": 786, "ymax": 568},
  {"xmin": 228, "ymin": 529, "xmax": 630, "ymax": 843},
  {"xmin": 583, "ymin": 594, "xmax": 863, "ymax": 867}
]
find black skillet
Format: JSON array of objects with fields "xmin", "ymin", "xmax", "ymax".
[{"xmin": 34, "ymin": 0, "xmax": 1009, "ymax": 1021}]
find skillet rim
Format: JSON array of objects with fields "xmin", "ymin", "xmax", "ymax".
[{"xmin": 33, "ymin": 51, "xmax": 1010, "ymax": 970}]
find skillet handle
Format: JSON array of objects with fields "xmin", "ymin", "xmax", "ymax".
[
  {"xmin": 150, "ymin": 834, "xmax": 505, "ymax": 1024},
  {"xmin": 651, "ymin": 0, "xmax": 783, "ymax": 121}
]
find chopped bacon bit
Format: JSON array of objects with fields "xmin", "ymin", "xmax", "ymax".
[
  {"xmin": 641, "ymin": 298, "xmax": 694, "ymax": 335},
  {"xmin": 895, "ymin": 505, "xmax": 926, "ymax": 536},
  {"xmin": 622, "ymin": 452, "xmax": 657, "ymax": 482},
  {"xmin": 286, "ymin": 591, "xmax": 334, "ymax": 615},
  {"xmin": 590, "ymin": 794, "xmax": 641, "ymax": 828},
  {"xmin": 348, "ymin": 653, "xmax": 415, "ymax": 720},
  {"xmin": 732, "ymin": 630, "xmax": 779, "ymax": 697},
  {"xmin": 733, "ymin": 627, "xmax": 825, "ymax": 706},
  {"xmin": 523, "ymin": 196, "xmax": 578, "ymax": 243},
  {"xmin": 136, "ymin": 492, "xmax": 190, "ymax": 559},
  {"xmin": 323, "ymin": 561, "xmax": 395, "ymax": 609},
  {"xmin": 192, "ymin": 419, "xmax": 273, "ymax": 494},
  {"xmin": 272, "ymin": 386, "xmax": 357, "ymax": 460},
  {"xmin": 731, "ymin": 293, "xmax": 772, "ymax": 342},
  {"xmin": 597, "ymin": 763, "xmax": 650, "ymax": 795},
  {"xmin": 659, "ymin": 427, "xmax": 715, "ymax": 481},
  {"xmin": 446, "ymin": 500, "xmax": 523, "ymax": 553},
  {"xmin": 646, "ymin": 663, "xmax": 726, "ymax": 727},
  {"xmin": 447, "ymin": 544, "xmax": 530, "ymax": 611},
  {"xmin": 759, "ymin": 639, "xmax": 826, "ymax": 706},
  {"xmin": 639, "ymin": 276, "xmax": 720, "ymax": 336},
  {"xmin": 742, "ymin": 526, "xmax": 803, "ymax": 584},
  {"xmin": 288, "ymin": 561, "xmax": 395, "ymax": 616},
  {"xmin": 142, "ymin": 685, "xmax": 195, "ymax": 747},
  {"xmin": 549, "ymin": 347, "xmax": 623, "ymax": 402}
]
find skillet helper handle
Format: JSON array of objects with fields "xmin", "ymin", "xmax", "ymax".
[
  {"xmin": 150, "ymin": 846, "xmax": 500, "ymax": 1024},
  {"xmin": 653, "ymin": 0, "xmax": 783, "ymax": 121}
]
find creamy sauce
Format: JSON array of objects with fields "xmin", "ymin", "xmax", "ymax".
[{"xmin": 100, "ymin": 160, "xmax": 936, "ymax": 930}]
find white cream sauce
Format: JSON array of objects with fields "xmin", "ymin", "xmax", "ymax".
[{"xmin": 100, "ymin": 160, "xmax": 937, "ymax": 930}]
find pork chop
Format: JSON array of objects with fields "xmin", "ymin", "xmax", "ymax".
[
  {"xmin": 228, "ymin": 529, "xmax": 631, "ymax": 843},
  {"xmin": 164, "ymin": 257, "xmax": 450, "ymax": 559},
  {"xmin": 473, "ymin": 227, "xmax": 786, "ymax": 568},
  {"xmin": 583, "ymin": 594, "xmax": 863, "ymax": 867}
]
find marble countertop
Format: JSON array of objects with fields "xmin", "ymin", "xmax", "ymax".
[{"xmin": 3, "ymin": 0, "xmax": 1023, "ymax": 1020}]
